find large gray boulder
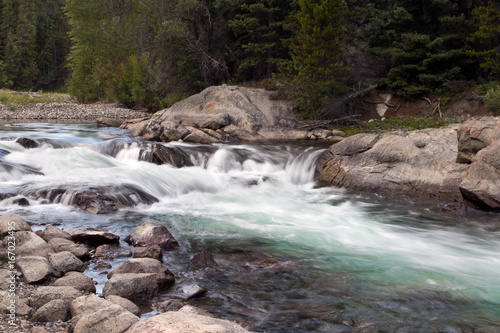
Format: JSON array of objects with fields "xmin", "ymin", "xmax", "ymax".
[
  {"xmin": 104, "ymin": 295, "xmax": 140, "ymax": 317},
  {"xmin": 315, "ymin": 126, "xmax": 462, "ymax": 199},
  {"xmin": 31, "ymin": 299, "xmax": 70, "ymax": 322},
  {"xmin": 103, "ymin": 273, "xmax": 158, "ymax": 305},
  {"xmin": 125, "ymin": 305, "xmax": 251, "ymax": 333},
  {"xmin": 30, "ymin": 286, "xmax": 83, "ymax": 310},
  {"xmin": 48, "ymin": 251, "xmax": 86, "ymax": 276},
  {"xmin": 48, "ymin": 237, "xmax": 90, "ymax": 259},
  {"xmin": 36, "ymin": 225, "xmax": 72, "ymax": 242},
  {"xmin": 107, "ymin": 258, "xmax": 175, "ymax": 290},
  {"xmin": 122, "ymin": 85, "xmax": 301, "ymax": 143},
  {"xmin": 456, "ymin": 117, "xmax": 500, "ymax": 164}
]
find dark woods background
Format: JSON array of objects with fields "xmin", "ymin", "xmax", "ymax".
[{"xmin": 0, "ymin": 0, "xmax": 498, "ymax": 116}]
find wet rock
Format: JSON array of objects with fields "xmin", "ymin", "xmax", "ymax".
[
  {"xmin": 0, "ymin": 214, "xmax": 32, "ymax": 236},
  {"xmin": 71, "ymin": 229, "xmax": 120, "ymax": 247},
  {"xmin": 53, "ymin": 272, "xmax": 96, "ymax": 294},
  {"xmin": 190, "ymin": 250, "xmax": 221, "ymax": 270},
  {"xmin": 95, "ymin": 244, "xmax": 132, "ymax": 259},
  {"xmin": 96, "ymin": 117, "xmax": 123, "ymax": 128},
  {"xmin": 48, "ymin": 251, "xmax": 86, "ymax": 276},
  {"xmin": 146, "ymin": 143, "xmax": 193, "ymax": 167},
  {"xmin": 126, "ymin": 304, "xmax": 251, "ymax": 333},
  {"xmin": 71, "ymin": 294, "xmax": 139, "ymax": 333},
  {"xmin": 14, "ymin": 231, "xmax": 54, "ymax": 258},
  {"xmin": 104, "ymin": 295, "xmax": 140, "ymax": 316},
  {"xmin": 93, "ymin": 259, "xmax": 112, "ymax": 270},
  {"xmin": 125, "ymin": 223, "xmax": 179, "ymax": 251},
  {"xmin": 16, "ymin": 256, "xmax": 53, "ymax": 283},
  {"xmin": 16, "ymin": 137, "xmax": 40, "ymax": 149},
  {"xmin": 107, "ymin": 258, "xmax": 175, "ymax": 290},
  {"xmin": 132, "ymin": 245, "xmax": 162, "ymax": 261},
  {"xmin": 30, "ymin": 286, "xmax": 83, "ymax": 310},
  {"xmin": 48, "ymin": 238, "xmax": 90, "ymax": 259},
  {"xmin": 31, "ymin": 299, "xmax": 70, "ymax": 322},
  {"xmin": 36, "ymin": 225, "xmax": 72, "ymax": 242},
  {"xmin": 103, "ymin": 273, "xmax": 158, "ymax": 305},
  {"xmin": 243, "ymin": 257, "xmax": 293, "ymax": 272},
  {"xmin": 12, "ymin": 197, "xmax": 29, "ymax": 206},
  {"xmin": 152, "ymin": 298, "xmax": 184, "ymax": 313},
  {"xmin": 178, "ymin": 284, "xmax": 207, "ymax": 300}
]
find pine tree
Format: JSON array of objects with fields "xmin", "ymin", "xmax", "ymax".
[
  {"xmin": 15, "ymin": 0, "xmax": 37, "ymax": 89},
  {"xmin": 291, "ymin": 0, "xmax": 348, "ymax": 116}
]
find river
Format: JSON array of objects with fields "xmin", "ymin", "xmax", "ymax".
[{"xmin": 1, "ymin": 123, "xmax": 499, "ymax": 332}]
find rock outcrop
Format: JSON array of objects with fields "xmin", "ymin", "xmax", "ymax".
[
  {"xmin": 121, "ymin": 85, "xmax": 336, "ymax": 143},
  {"xmin": 315, "ymin": 117, "xmax": 500, "ymax": 211}
]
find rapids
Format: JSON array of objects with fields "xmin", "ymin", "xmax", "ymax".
[{"xmin": 1, "ymin": 123, "xmax": 500, "ymax": 332}]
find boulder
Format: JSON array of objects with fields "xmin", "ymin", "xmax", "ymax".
[
  {"xmin": 96, "ymin": 117, "xmax": 123, "ymax": 128},
  {"xmin": 132, "ymin": 245, "xmax": 162, "ymax": 262},
  {"xmin": 122, "ymin": 85, "xmax": 298, "ymax": 143},
  {"xmin": 30, "ymin": 286, "xmax": 83, "ymax": 310},
  {"xmin": 315, "ymin": 127, "xmax": 462, "ymax": 198},
  {"xmin": 31, "ymin": 299, "xmax": 70, "ymax": 322},
  {"xmin": 0, "ymin": 214, "xmax": 32, "ymax": 236},
  {"xmin": 125, "ymin": 305, "xmax": 251, "ymax": 333},
  {"xmin": 71, "ymin": 295, "xmax": 139, "ymax": 333},
  {"xmin": 16, "ymin": 256, "xmax": 53, "ymax": 283},
  {"xmin": 35, "ymin": 225, "xmax": 72, "ymax": 242},
  {"xmin": 48, "ymin": 251, "xmax": 86, "ymax": 276},
  {"xmin": 190, "ymin": 250, "xmax": 220, "ymax": 270},
  {"xmin": 48, "ymin": 238, "xmax": 90, "ymax": 259},
  {"xmin": 95, "ymin": 244, "xmax": 132, "ymax": 259},
  {"xmin": 104, "ymin": 295, "xmax": 140, "ymax": 317},
  {"xmin": 71, "ymin": 230, "xmax": 120, "ymax": 247},
  {"xmin": 152, "ymin": 298, "xmax": 184, "ymax": 313},
  {"xmin": 460, "ymin": 140, "xmax": 500, "ymax": 209},
  {"xmin": 125, "ymin": 223, "xmax": 179, "ymax": 251},
  {"xmin": 143, "ymin": 143, "xmax": 193, "ymax": 167},
  {"xmin": 102, "ymin": 273, "xmax": 158, "ymax": 305},
  {"xmin": 456, "ymin": 117, "xmax": 500, "ymax": 164},
  {"xmin": 107, "ymin": 258, "xmax": 175, "ymax": 290},
  {"xmin": 14, "ymin": 231, "xmax": 53, "ymax": 258},
  {"xmin": 53, "ymin": 272, "xmax": 96, "ymax": 293},
  {"xmin": 16, "ymin": 137, "xmax": 40, "ymax": 149},
  {"xmin": 0, "ymin": 291, "xmax": 31, "ymax": 316}
]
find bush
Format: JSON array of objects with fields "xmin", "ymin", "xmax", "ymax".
[{"xmin": 484, "ymin": 86, "xmax": 500, "ymax": 116}]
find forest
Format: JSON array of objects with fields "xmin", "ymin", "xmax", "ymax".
[{"xmin": 0, "ymin": 0, "xmax": 498, "ymax": 117}]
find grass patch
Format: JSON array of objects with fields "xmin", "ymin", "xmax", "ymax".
[
  {"xmin": 0, "ymin": 89, "xmax": 74, "ymax": 106},
  {"xmin": 336, "ymin": 116, "xmax": 456, "ymax": 136}
]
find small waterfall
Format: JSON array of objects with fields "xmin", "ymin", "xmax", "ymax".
[{"xmin": 286, "ymin": 148, "xmax": 325, "ymax": 184}]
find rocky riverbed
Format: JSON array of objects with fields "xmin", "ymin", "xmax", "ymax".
[{"xmin": 0, "ymin": 214, "xmax": 251, "ymax": 333}]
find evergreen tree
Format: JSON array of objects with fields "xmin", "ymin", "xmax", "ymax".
[
  {"xmin": 290, "ymin": 0, "xmax": 348, "ymax": 116},
  {"xmin": 15, "ymin": 0, "xmax": 37, "ymax": 89}
]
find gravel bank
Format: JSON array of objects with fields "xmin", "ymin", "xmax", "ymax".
[{"xmin": 0, "ymin": 102, "xmax": 150, "ymax": 121}]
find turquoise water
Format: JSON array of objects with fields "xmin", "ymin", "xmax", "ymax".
[{"xmin": 1, "ymin": 123, "xmax": 499, "ymax": 332}]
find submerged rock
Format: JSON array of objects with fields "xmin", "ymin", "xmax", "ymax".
[{"xmin": 16, "ymin": 137, "xmax": 40, "ymax": 149}]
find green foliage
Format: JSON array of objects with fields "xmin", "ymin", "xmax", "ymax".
[
  {"xmin": 484, "ymin": 85, "xmax": 500, "ymax": 115},
  {"xmin": 290, "ymin": 0, "xmax": 349, "ymax": 117},
  {"xmin": 468, "ymin": 5, "xmax": 500, "ymax": 78}
]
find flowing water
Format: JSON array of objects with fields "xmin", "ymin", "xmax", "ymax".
[{"xmin": 1, "ymin": 123, "xmax": 500, "ymax": 332}]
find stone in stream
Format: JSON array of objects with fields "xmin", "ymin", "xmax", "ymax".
[
  {"xmin": 53, "ymin": 272, "xmax": 96, "ymax": 294},
  {"xmin": 95, "ymin": 244, "xmax": 132, "ymax": 259},
  {"xmin": 132, "ymin": 245, "xmax": 162, "ymax": 261},
  {"xmin": 16, "ymin": 256, "xmax": 54, "ymax": 283},
  {"xmin": 0, "ymin": 214, "xmax": 32, "ymax": 236},
  {"xmin": 16, "ymin": 137, "xmax": 40, "ymax": 149},
  {"xmin": 71, "ymin": 229, "xmax": 120, "ymax": 247},
  {"xmin": 103, "ymin": 273, "xmax": 159, "ymax": 305},
  {"xmin": 107, "ymin": 258, "xmax": 175, "ymax": 290},
  {"xmin": 125, "ymin": 223, "xmax": 179, "ymax": 251},
  {"xmin": 48, "ymin": 237, "xmax": 90, "ymax": 260},
  {"xmin": 126, "ymin": 305, "xmax": 251, "ymax": 333},
  {"xmin": 36, "ymin": 225, "xmax": 72, "ymax": 242}
]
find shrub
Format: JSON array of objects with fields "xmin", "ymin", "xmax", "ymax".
[{"xmin": 484, "ymin": 86, "xmax": 500, "ymax": 116}]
